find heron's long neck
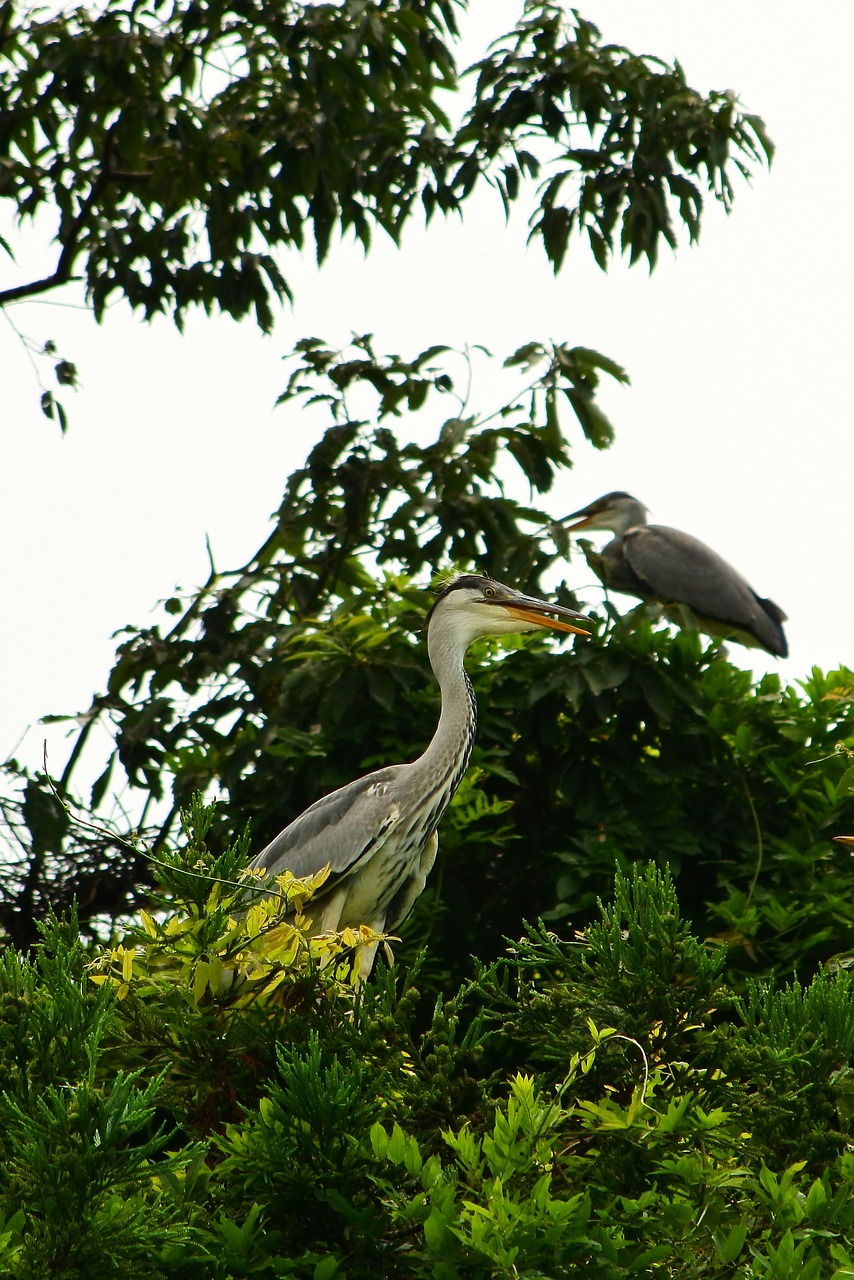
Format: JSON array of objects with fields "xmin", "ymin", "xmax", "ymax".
[
  {"xmin": 611, "ymin": 498, "xmax": 648, "ymax": 538},
  {"xmin": 412, "ymin": 625, "xmax": 478, "ymax": 817}
]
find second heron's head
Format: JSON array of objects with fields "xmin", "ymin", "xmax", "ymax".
[{"xmin": 562, "ymin": 492, "xmax": 648, "ymax": 537}]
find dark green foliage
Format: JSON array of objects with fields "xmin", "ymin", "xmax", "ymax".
[
  {"xmin": 584, "ymin": 862, "xmax": 728, "ymax": 1026},
  {"xmin": 0, "ymin": 0, "xmax": 772, "ymax": 428},
  {"xmin": 4, "ymin": 337, "xmax": 851, "ymax": 982},
  {"xmin": 484, "ymin": 863, "xmax": 729, "ymax": 1072},
  {"xmin": 463, "ymin": 4, "xmax": 773, "ymax": 270},
  {"xmin": 217, "ymin": 1035, "xmax": 391, "ymax": 1262},
  {"xmin": 1, "ymin": 2, "xmax": 769, "ymax": 322},
  {"xmin": 0, "ymin": 912, "xmax": 114, "ymax": 1104},
  {"xmin": 713, "ymin": 969, "xmax": 854, "ymax": 1168}
]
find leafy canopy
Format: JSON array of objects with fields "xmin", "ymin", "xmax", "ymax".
[{"xmin": 1, "ymin": 0, "xmax": 771, "ymax": 324}]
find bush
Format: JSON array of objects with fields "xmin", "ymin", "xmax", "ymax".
[{"xmin": 3, "ymin": 815, "xmax": 854, "ymax": 1277}]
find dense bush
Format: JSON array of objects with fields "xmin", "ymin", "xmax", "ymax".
[{"xmin": 2, "ymin": 805, "xmax": 854, "ymax": 1278}]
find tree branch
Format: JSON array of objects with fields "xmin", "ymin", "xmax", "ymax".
[
  {"xmin": 0, "ymin": 266, "xmax": 84, "ymax": 305},
  {"xmin": 0, "ymin": 166, "xmax": 107, "ymax": 306}
]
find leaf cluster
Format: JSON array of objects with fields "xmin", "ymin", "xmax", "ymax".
[
  {"xmin": 462, "ymin": 3, "xmax": 773, "ymax": 269},
  {"xmin": 0, "ymin": 0, "xmax": 458, "ymax": 322},
  {"xmin": 0, "ymin": 0, "xmax": 771, "ymax": 326}
]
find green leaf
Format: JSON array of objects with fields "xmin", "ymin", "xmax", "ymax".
[
  {"xmin": 90, "ymin": 755, "xmax": 115, "ymax": 810},
  {"xmin": 313, "ymin": 1257, "xmax": 341, "ymax": 1280},
  {"xmin": 22, "ymin": 779, "xmax": 70, "ymax": 856},
  {"xmin": 55, "ymin": 359, "xmax": 77, "ymax": 387},
  {"xmin": 804, "ymin": 1177, "xmax": 828, "ymax": 1220},
  {"xmin": 837, "ymin": 766, "xmax": 854, "ymax": 799},
  {"xmin": 387, "ymin": 1123, "xmax": 407, "ymax": 1164},
  {"xmin": 538, "ymin": 204, "xmax": 572, "ymax": 270},
  {"xmin": 713, "ymin": 1220, "xmax": 748, "ymax": 1264},
  {"xmin": 563, "ymin": 388, "xmax": 615, "ymax": 449}
]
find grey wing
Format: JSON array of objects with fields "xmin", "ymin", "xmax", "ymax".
[
  {"xmin": 624, "ymin": 526, "xmax": 787, "ymax": 655},
  {"xmin": 248, "ymin": 766, "xmax": 403, "ymax": 894}
]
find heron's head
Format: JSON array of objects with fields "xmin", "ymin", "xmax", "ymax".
[
  {"xmin": 427, "ymin": 574, "xmax": 590, "ymax": 647},
  {"xmin": 562, "ymin": 491, "xmax": 648, "ymax": 537}
]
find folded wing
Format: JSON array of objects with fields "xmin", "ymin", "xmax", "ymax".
[{"xmin": 622, "ymin": 525, "xmax": 788, "ymax": 656}]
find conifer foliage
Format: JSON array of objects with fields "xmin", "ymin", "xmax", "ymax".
[{"xmin": 3, "ymin": 827, "xmax": 854, "ymax": 1277}]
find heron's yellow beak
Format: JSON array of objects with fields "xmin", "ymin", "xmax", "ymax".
[
  {"xmin": 834, "ymin": 836, "xmax": 854, "ymax": 848},
  {"xmin": 563, "ymin": 508, "xmax": 600, "ymax": 532},
  {"xmin": 501, "ymin": 605, "xmax": 590, "ymax": 636}
]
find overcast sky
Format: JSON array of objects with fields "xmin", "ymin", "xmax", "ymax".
[{"xmin": 2, "ymin": 1, "xmax": 852, "ymax": 793}]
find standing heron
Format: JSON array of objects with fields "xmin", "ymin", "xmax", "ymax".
[
  {"xmin": 247, "ymin": 574, "xmax": 589, "ymax": 972},
  {"xmin": 563, "ymin": 492, "xmax": 788, "ymax": 657}
]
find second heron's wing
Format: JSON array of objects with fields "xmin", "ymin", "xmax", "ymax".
[{"xmin": 623, "ymin": 525, "xmax": 787, "ymax": 655}]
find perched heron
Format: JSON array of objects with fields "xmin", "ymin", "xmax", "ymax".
[
  {"xmin": 563, "ymin": 492, "xmax": 788, "ymax": 657},
  {"xmin": 247, "ymin": 574, "xmax": 589, "ymax": 973}
]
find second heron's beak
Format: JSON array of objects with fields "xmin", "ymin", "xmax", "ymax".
[
  {"xmin": 562, "ymin": 501, "xmax": 603, "ymax": 532},
  {"xmin": 500, "ymin": 595, "xmax": 591, "ymax": 636}
]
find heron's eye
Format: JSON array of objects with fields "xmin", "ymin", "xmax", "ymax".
[{"xmin": 483, "ymin": 586, "xmax": 495, "ymax": 598}]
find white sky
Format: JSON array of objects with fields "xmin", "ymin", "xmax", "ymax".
[{"xmin": 2, "ymin": 1, "xmax": 852, "ymax": 791}]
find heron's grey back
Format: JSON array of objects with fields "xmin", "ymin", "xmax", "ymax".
[{"xmin": 619, "ymin": 525, "xmax": 787, "ymax": 655}]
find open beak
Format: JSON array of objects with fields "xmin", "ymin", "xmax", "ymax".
[
  {"xmin": 500, "ymin": 595, "xmax": 591, "ymax": 636},
  {"xmin": 562, "ymin": 502, "xmax": 602, "ymax": 533}
]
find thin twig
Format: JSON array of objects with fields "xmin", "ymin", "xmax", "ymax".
[
  {"xmin": 737, "ymin": 765, "xmax": 764, "ymax": 908},
  {"xmin": 40, "ymin": 741, "xmax": 283, "ymax": 903}
]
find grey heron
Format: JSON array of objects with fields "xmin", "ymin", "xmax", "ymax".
[
  {"xmin": 247, "ymin": 574, "xmax": 589, "ymax": 973},
  {"xmin": 563, "ymin": 492, "xmax": 788, "ymax": 657}
]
